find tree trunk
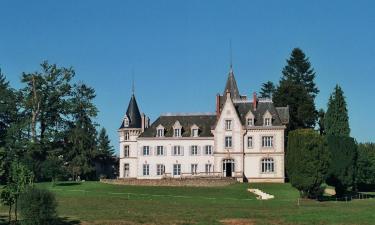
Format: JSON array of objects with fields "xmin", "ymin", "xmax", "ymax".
[
  {"xmin": 14, "ymin": 197, "xmax": 17, "ymax": 223},
  {"xmin": 8, "ymin": 203, "xmax": 12, "ymax": 225},
  {"xmin": 31, "ymin": 75, "xmax": 40, "ymax": 142}
]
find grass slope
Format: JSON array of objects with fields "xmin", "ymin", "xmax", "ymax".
[{"xmin": 1, "ymin": 182, "xmax": 375, "ymax": 225}]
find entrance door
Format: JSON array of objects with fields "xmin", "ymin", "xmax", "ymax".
[
  {"xmin": 124, "ymin": 164, "xmax": 130, "ymax": 177},
  {"xmin": 222, "ymin": 159, "xmax": 235, "ymax": 177}
]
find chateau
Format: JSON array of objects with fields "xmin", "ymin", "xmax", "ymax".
[{"xmin": 118, "ymin": 66, "xmax": 289, "ymax": 183}]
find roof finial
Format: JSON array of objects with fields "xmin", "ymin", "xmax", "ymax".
[
  {"xmin": 229, "ymin": 39, "xmax": 233, "ymax": 71},
  {"xmin": 131, "ymin": 68, "xmax": 135, "ymax": 95}
]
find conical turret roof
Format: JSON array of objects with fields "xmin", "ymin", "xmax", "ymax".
[
  {"xmin": 223, "ymin": 67, "xmax": 241, "ymax": 100},
  {"xmin": 120, "ymin": 94, "xmax": 142, "ymax": 129}
]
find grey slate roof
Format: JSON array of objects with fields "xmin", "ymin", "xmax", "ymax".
[
  {"xmin": 140, "ymin": 115, "xmax": 217, "ymax": 138},
  {"xmin": 119, "ymin": 94, "xmax": 142, "ymax": 129},
  {"xmin": 276, "ymin": 106, "xmax": 290, "ymax": 125},
  {"xmin": 234, "ymin": 102, "xmax": 287, "ymax": 126},
  {"xmin": 223, "ymin": 68, "xmax": 241, "ymax": 100}
]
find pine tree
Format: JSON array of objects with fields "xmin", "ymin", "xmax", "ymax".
[
  {"xmin": 273, "ymin": 48, "xmax": 318, "ymax": 131},
  {"xmin": 281, "ymin": 48, "xmax": 319, "ymax": 98},
  {"xmin": 324, "ymin": 85, "xmax": 350, "ymax": 136},
  {"xmin": 318, "ymin": 109, "xmax": 325, "ymax": 135},
  {"xmin": 97, "ymin": 128, "xmax": 115, "ymax": 161},
  {"xmin": 259, "ymin": 81, "xmax": 275, "ymax": 99}
]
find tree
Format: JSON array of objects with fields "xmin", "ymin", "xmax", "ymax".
[
  {"xmin": 356, "ymin": 143, "xmax": 375, "ymax": 191},
  {"xmin": 95, "ymin": 128, "xmax": 115, "ymax": 178},
  {"xmin": 19, "ymin": 187, "xmax": 57, "ymax": 225},
  {"xmin": 259, "ymin": 81, "xmax": 275, "ymax": 99},
  {"xmin": 273, "ymin": 48, "xmax": 318, "ymax": 131},
  {"xmin": 324, "ymin": 85, "xmax": 350, "ymax": 136},
  {"xmin": 317, "ymin": 109, "xmax": 325, "ymax": 135},
  {"xmin": 280, "ymin": 48, "xmax": 319, "ymax": 98},
  {"xmin": 287, "ymin": 129, "xmax": 329, "ymax": 198},
  {"xmin": 326, "ymin": 135, "xmax": 357, "ymax": 196},
  {"xmin": 65, "ymin": 83, "xmax": 98, "ymax": 180},
  {"xmin": 40, "ymin": 155, "xmax": 66, "ymax": 184},
  {"xmin": 0, "ymin": 162, "xmax": 34, "ymax": 224},
  {"xmin": 273, "ymin": 79, "xmax": 317, "ymax": 131}
]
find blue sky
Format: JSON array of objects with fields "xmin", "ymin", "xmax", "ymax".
[{"xmin": 1, "ymin": 0, "xmax": 374, "ymax": 154}]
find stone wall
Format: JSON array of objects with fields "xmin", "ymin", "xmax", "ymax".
[{"xmin": 100, "ymin": 177, "xmax": 237, "ymax": 187}]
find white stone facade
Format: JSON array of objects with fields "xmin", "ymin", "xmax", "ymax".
[{"xmin": 118, "ymin": 69, "xmax": 288, "ymax": 183}]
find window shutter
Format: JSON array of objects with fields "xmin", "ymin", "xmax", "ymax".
[
  {"xmin": 198, "ymin": 146, "xmax": 201, "ymax": 155},
  {"xmin": 164, "ymin": 146, "xmax": 167, "ymax": 156},
  {"xmin": 181, "ymin": 146, "xmax": 184, "ymax": 156}
]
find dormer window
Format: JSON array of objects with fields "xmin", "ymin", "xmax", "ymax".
[
  {"xmin": 156, "ymin": 125, "xmax": 165, "ymax": 137},
  {"xmin": 225, "ymin": 120, "xmax": 232, "ymax": 130},
  {"xmin": 124, "ymin": 117, "xmax": 129, "ymax": 127},
  {"xmin": 247, "ymin": 118, "xmax": 253, "ymax": 126},
  {"xmin": 245, "ymin": 111, "xmax": 255, "ymax": 127},
  {"xmin": 264, "ymin": 118, "xmax": 271, "ymax": 126},
  {"xmin": 263, "ymin": 110, "xmax": 272, "ymax": 127},
  {"xmin": 174, "ymin": 129, "xmax": 181, "ymax": 137},
  {"xmin": 172, "ymin": 121, "xmax": 182, "ymax": 138},
  {"xmin": 191, "ymin": 124, "xmax": 199, "ymax": 137}
]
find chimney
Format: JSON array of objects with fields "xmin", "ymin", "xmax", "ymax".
[
  {"xmin": 216, "ymin": 94, "xmax": 221, "ymax": 119},
  {"xmin": 141, "ymin": 113, "xmax": 145, "ymax": 132},
  {"xmin": 253, "ymin": 92, "xmax": 257, "ymax": 111}
]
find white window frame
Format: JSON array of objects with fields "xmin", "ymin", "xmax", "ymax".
[
  {"xmin": 143, "ymin": 164, "xmax": 150, "ymax": 176},
  {"xmin": 225, "ymin": 119, "xmax": 232, "ymax": 130},
  {"xmin": 192, "ymin": 129, "xmax": 199, "ymax": 137},
  {"xmin": 205, "ymin": 145, "xmax": 213, "ymax": 155},
  {"xmin": 247, "ymin": 136, "xmax": 253, "ymax": 149},
  {"xmin": 125, "ymin": 131, "xmax": 130, "ymax": 140},
  {"xmin": 156, "ymin": 146, "xmax": 164, "ymax": 156},
  {"xmin": 156, "ymin": 127, "xmax": 164, "ymax": 137},
  {"xmin": 191, "ymin": 145, "xmax": 198, "ymax": 155},
  {"xmin": 174, "ymin": 128, "xmax": 181, "ymax": 137},
  {"xmin": 225, "ymin": 136, "xmax": 232, "ymax": 148},
  {"xmin": 173, "ymin": 164, "xmax": 181, "ymax": 176},
  {"xmin": 262, "ymin": 136, "xmax": 274, "ymax": 148},
  {"xmin": 156, "ymin": 164, "xmax": 165, "ymax": 176},
  {"xmin": 124, "ymin": 117, "xmax": 129, "ymax": 127},
  {"xmin": 247, "ymin": 118, "xmax": 253, "ymax": 127},
  {"xmin": 124, "ymin": 145, "xmax": 130, "ymax": 157},
  {"xmin": 173, "ymin": 146, "xmax": 183, "ymax": 156},
  {"xmin": 191, "ymin": 164, "xmax": 198, "ymax": 175},
  {"xmin": 264, "ymin": 118, "xmax": 272, "ymax": 126},
  {"xmin": 261, "ymin": 158, "xmax": 275, "ymax": 173},
  {"xmin": 143, "ymin": 146, "xmax": 150, "ymax": 156}
]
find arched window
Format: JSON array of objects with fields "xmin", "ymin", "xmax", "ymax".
[
  {"xmin": 261, "ymin": 158, "xmax": 275, "ymax": 173},
  {"xmin": 124, "ymin": 117, "xmax": 129, "ymax": 127}
]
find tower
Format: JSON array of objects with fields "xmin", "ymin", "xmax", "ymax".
[{"xmin": 119, "ymin": 93, "xmax": 149, "ymax": 178}]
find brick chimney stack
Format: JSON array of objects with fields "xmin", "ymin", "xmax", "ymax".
[
  {"xmin": 253, "ymin": 92, "xmax": 257, "ymax": 111},
  {"xmin": 216, "ymin": 94, "xmax": 221, "ymax": 119}
]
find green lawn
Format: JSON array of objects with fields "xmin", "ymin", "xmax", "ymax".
[{"xmin": 1, "ymin": 181, "xmax": 375, "ymax": 225}]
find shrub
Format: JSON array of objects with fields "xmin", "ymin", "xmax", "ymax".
[
  {"xmin": 287, "ymin": 129, "xmax": 329, "ymax": 198},
  {"xmin": 325, "ymin": 135, "xmax": 357, "ymax": 196},
  {"xmin": 355, "ymin": 143, "xmax": 375, "ymax": 191},
  {"xmin": 19, "ymin": 187, "xmax": 57, "ymax": 225}
]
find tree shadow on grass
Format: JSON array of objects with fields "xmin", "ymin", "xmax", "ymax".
[
  {"xmin": 55, "ymin": 217, "xmax": 81, "ymax": 225},
  {"xmin": 0, "ymin": 216, "xmax": 80, "ymax": 225},
  {"xmin": 55, "ymin": 182, "xmax": 82, "ymax": 187},
  {"xmin": 317, "ymin": 191, "xmax": 375, "ymax": 202}
]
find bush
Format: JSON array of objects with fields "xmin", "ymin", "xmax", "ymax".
[
  {"xmin": 19, "ymin": 187, "xmax": 57, "ymax": 225},
  {"xmin": 325, "ymin": 135, "xmax": 357, "ymax": 196},
  {"xmin": 356, "ymin": 143, "xmax": 375, "ymax": 191},
  {"xmin": 287, "ymin": 129, "xmax": 329, "ymax": 198}
]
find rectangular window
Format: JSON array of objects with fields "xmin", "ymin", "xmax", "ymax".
[
  {"xmin": 173, "ymin": 146, "xmax": 183, "ymax": 156},
  {"xmin": 173, "ymin": 164, "xmax": 181, "ymax": 176},
  {"xmin": 225, "ymin": 120, "xmax": 232, "ymax": 130},
  {"xmin": 191, "ymin": 146, "xmax": 198, "ymax": 155},
  {"xmin": 247, "ymin": 118, "xmax": 253, "ymax": 126},
  {"xmin": 225, "ymin": 136, "xmax": 232, "ymax": 148},
  {"xmin": 125, "ymin": 131, "xmax": 130, "ymax": 140},
  {"xmin": 143, "ymin": 146, "xmax": 150, "ymax": 156},
  {"xmin": 262, "ymin": 136, "xmax": 274, "ymax": 148},
  {"xmin": 143, "ymin": 164, "xmax": 149, "ymax": 176},
  {"xmin": 174, "ymin": 129, "xmax": 181, "ymax": 137},
  {"xmin": 191, "ymin": 164, "xmax": 198, "ymax": 175},
  {"xmin": 124, "ymin": 145, "xmax": 130, "ymax": 157},
  {"xmin": 192, "ymin": 129, "xmax": 199, "ymax": 137},
  {"xmin": 157, "ymin": 129, "xmax": 164, "ymax": 137},
  {"xmin": 124, "ymin": 163, "xmax": 130, "ymax": 177},
  {"xmin": 205, "ymin": 164, "xmax": 212, "ymax": 174},
  {"xmin": 264, "ymin": 118, "xmax": 271, "ymax": 126},
  {"xmin": 156, "ymin": 146, "xmax": 164, "ymax": 156},
  {"xmin": 157, "ymin": 164, "xmax": 165, "ymax": 176},
  {"xmin": 205, "ymin": 145, "xmax": 213, "ymax": 155},
  {"xmin": 247, "ymin": 136, "xmax": 253, "ymax": 148}
]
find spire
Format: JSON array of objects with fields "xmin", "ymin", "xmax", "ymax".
[
  {"xmin": 132, "ymin": 69, "xmax": 135, "ymax": 95},
  {"xmin": 223, "ymin": 66, "xmax": 240, "ymax": 101},
  {"xmin": 229, "ymin": 39, "xmax": 233, "ymax": 70},
  {"xmin": 123, "ymin": 94, "xmax": 142, "ymax": 128}
]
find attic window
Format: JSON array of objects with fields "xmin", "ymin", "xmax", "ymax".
[
  {"xmin": 173, "ymin": 121, "xmax": 182, "ymax": 137},
  {"xmin": 192, "ymin": 129, "xmax": 199, "ymax": 137},
  {"xmin": 264, "ymin": 118, "xmax": 272, "ymax": 126},
  {"xmin": 174, "ymin": 129, "xmax": 181, "ymax": 137},
  {"xmin": 124, "ymin": 117, "xmax": 129, "ymax": 127},
  {"xmin": 247, "ymin": 118, "xmax": 253, "ymax": 126}
]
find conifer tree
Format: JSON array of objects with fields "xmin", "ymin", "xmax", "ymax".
[
  {"xmin": 259, "ymin": 81, "xmax": 275, "ymax": 98},
  {"xmin": 324, "ymin": 85, "xmax": 350, "ymax": 136},
  {"xmin": 273, "ymin": 48, "xmax": 318, "ymax": 131}
]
